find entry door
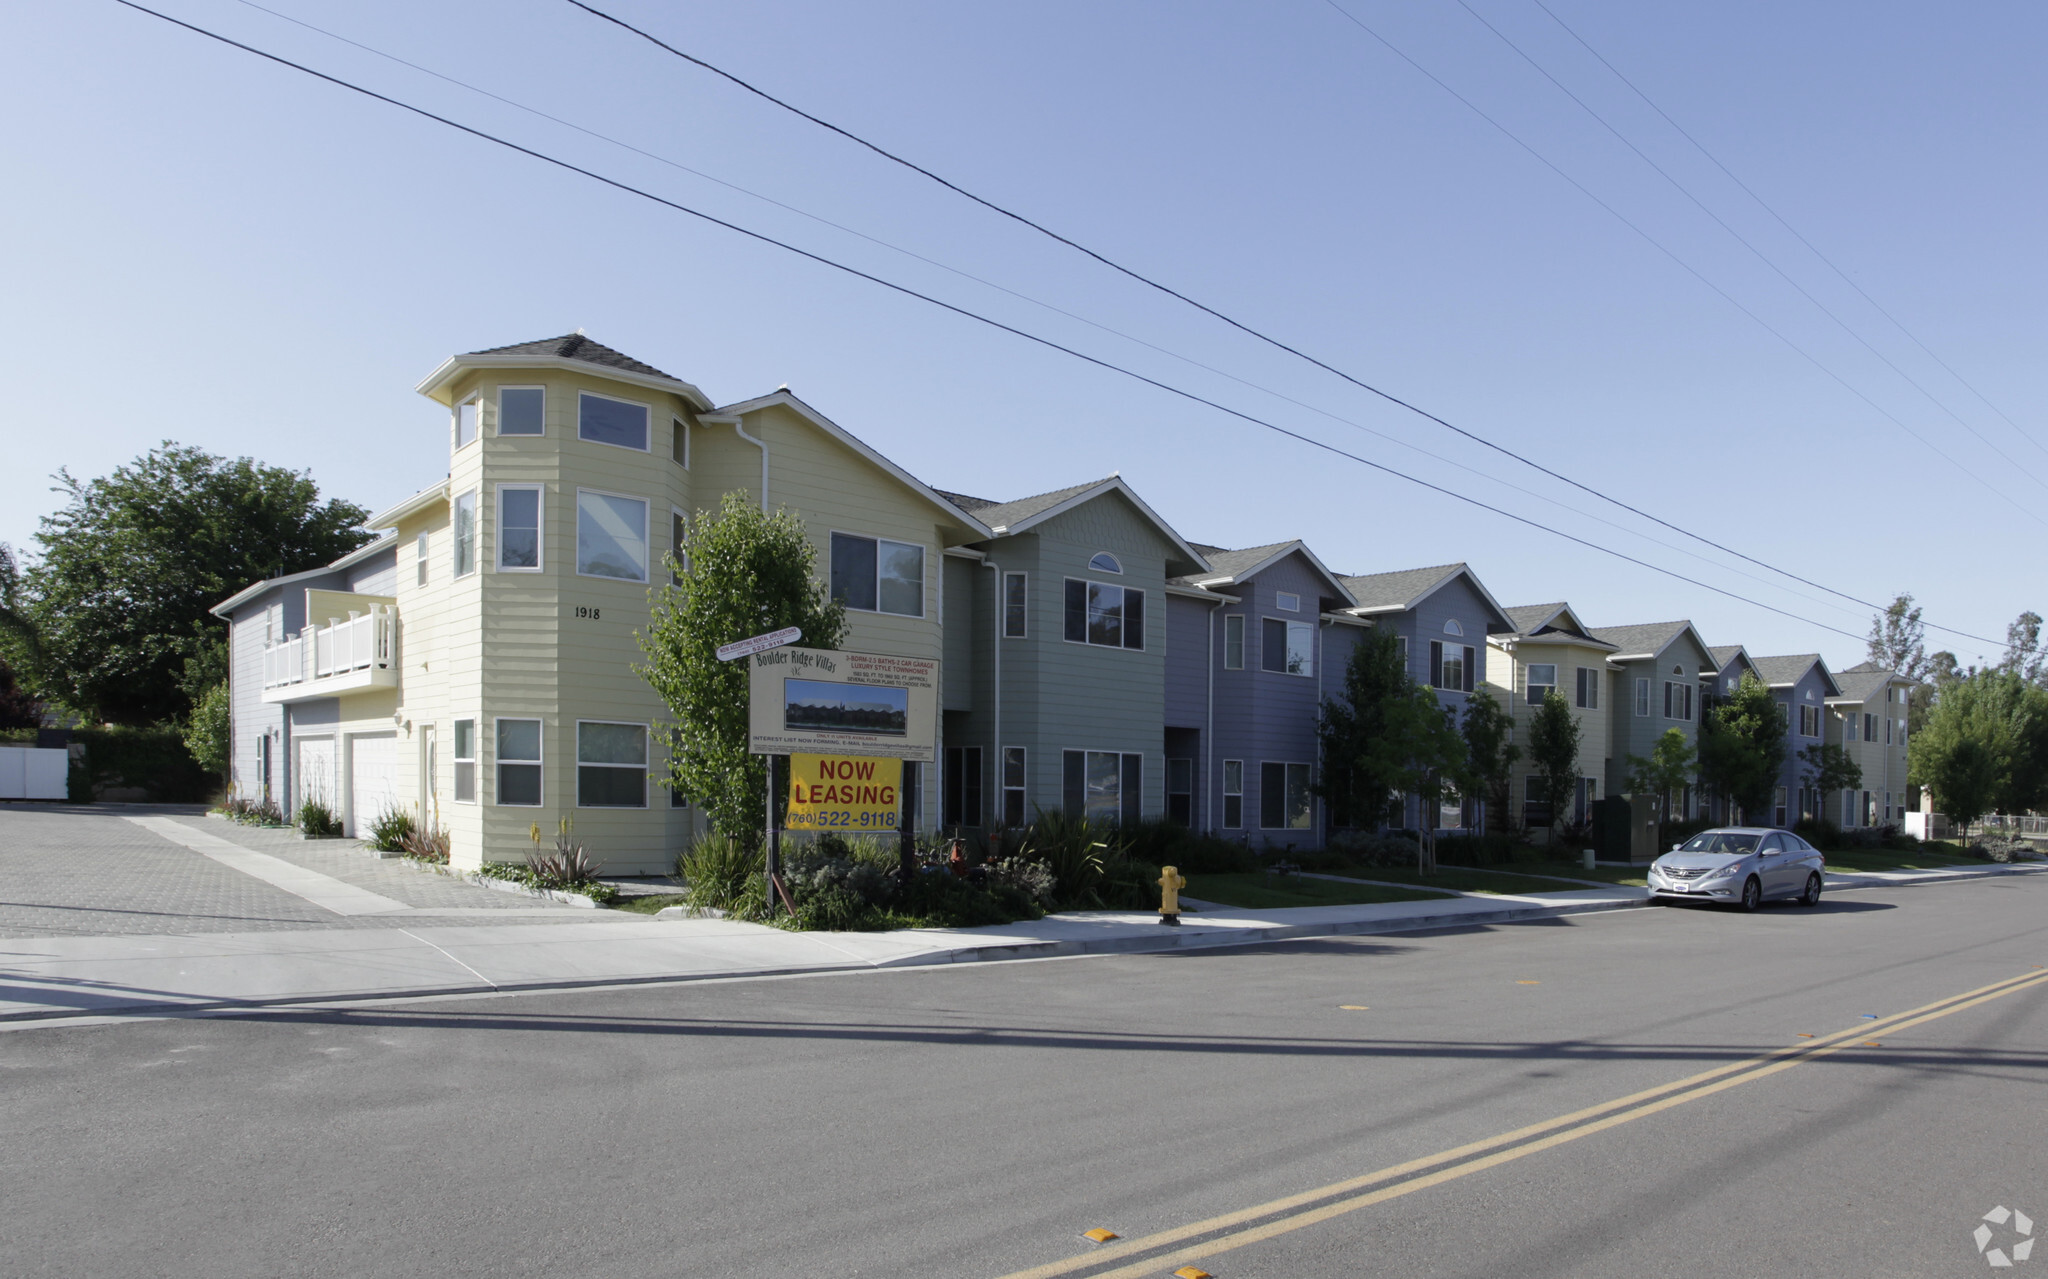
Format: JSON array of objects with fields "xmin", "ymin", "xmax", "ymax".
[{"xmin": 347, "ymin": 732, "xmax": 400, "ymax": 838}]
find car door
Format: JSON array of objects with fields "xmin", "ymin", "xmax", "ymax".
[
  {"xmin": 1782, "ymin": 834, "xmax": 1821, "ymax": 893},
  {"xmin": 1757, "ymin": 833, "xmax": 1792, "ymax": 896}
]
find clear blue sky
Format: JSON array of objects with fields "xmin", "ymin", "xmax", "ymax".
[{"xmin": 4, "ymin": 0, "xmax": 2042, "ymax": 668}]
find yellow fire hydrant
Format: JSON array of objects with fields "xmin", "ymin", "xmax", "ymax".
[{"xmin": 1158, "ymin": 865, "xmax": 1186, "ymax": 926}]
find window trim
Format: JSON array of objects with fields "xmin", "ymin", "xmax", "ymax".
[
  {"xmin": 573, "ymin": 487, "xmax": 651, "ymax": 584},
  {"xmin": 452, "ymin": 716, "xmax": 478, "ymax": 805},
  {"xmin": 415, "ymin": 531, "xmax": 429, "ymax": 587},
  {"xmin": 496, "ymin": 385, "xmax": 546, "ymax": 437},
  {"xmin": 1257, "ymin": 760, "xmax": 1315, "ymax": 831},
  {"xmin": 1222, "ymin": 758, "xmax": 1244, "ymax": 830},
  {"xmin": 829, "ymin": 529, "xmax": 929, "ymax": 619},
  {"xmin": 575, "ymin": 719, "xmax": 649, "ymax": 809},
  {"xmin": 669, "ymin": 507, "xmax": 689, "ymax": 586},
  {"xmin": 671, "ymin": 416, "xmax": 690, "ymax": 468},
  {"xmin": 1062, "ymin": 576, "xmax": 1146, "ymax": 651},
  {"xmin": 1526, "ymin": 662, "xmax": 1557, "ymax": 705},
  {"xmin": 1003, "ymin": 571, "xmax": 1028, "ymax": 639},
  {"xmin": 1274, "ymin": 591, "xmax": 1301, "ymax": 613},
  {"xmin": 576, "ymin": 389, "xmax": 653, "ymax": 453},
  {"xmin": 1001, "ymin": 746, "xmax": 1026, "ymax": 828},
  {"xmin": 494, "ymin": 716, "xmax": 543, "ymax": 808},
  {"xmin": 1261, "ymin": 616, "xmax": 1315, "ymax": 678},
  {"xmin": 452, "ymin": 489, "xmax": 478, "ymax": 579},
  {"xmin": 1635, "ymin": 677, "xmax": 1651, "ymax": 717},
  {"xmin": 1060, "ymin": 747, "xmax": 1143, "ymax": 826},
  {"xmin": 494, "ymin": 483, "xmax": 544, "ymax": 573},
  {"xmin": 1575, "ymin": 666, "xmax": 1599, "ymax": 710},
  {"xmin": 1222, "ymin": 614, "xmax": 1245, "ymax": 670},
  {"xmin": 453, "ymin": 395, "xmax": 480, "ymax": 450}
]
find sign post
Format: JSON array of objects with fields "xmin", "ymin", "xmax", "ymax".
[{"xmin": 720, "ymin": 627, "xmax": 801, "ymax": 907}]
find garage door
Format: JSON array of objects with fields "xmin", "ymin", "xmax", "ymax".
[
  {"xmin": 347, "ymin": 733, "xmax": 400, "ymax": 839},
  {"xmin": 296, "ymin": 737, "xmax": 337, "ymax": 814}
]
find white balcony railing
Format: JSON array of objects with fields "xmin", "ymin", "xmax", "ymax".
[{"xmin": 263, "ymin": 605, "xmax": 397, "ymax": 691}]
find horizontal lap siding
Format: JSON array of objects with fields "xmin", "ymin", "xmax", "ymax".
[
  {"xmin": 1208, "ymin": 555, "xmax": 1332, "ymax": 835},
  {"xmin": 1487, "ymin": 637, "xmax": 1611, "ymax": 818}
]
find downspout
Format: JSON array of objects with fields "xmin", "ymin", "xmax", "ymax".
[
  {"xmin": 985, "ymin": 559, "xmax": 1001, "ymax": 819},
  {"xmin": 1317, "ymin": 615, "xmax": 1329, "ymax": 844},
  {"xmin": 1206, "ymin": 598, "xmax": 1221, "ymax": 834},
  {"xmin": 732, "ymin": 418, "xmax": 769, "ymax": 508}
]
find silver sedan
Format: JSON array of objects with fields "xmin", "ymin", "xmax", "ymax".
[{"xmin": 1646, "ymin": 827, "xmax": 1825, "ymax": 911}]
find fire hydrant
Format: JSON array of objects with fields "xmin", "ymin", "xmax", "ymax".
[{"xmin": 1158, "ymin": 865, "xmax": 1186, "ymax": 926}]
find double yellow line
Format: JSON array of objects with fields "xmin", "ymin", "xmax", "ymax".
[{"xmin": 997, "ymin": 966, "xmax": 2048, "ymax": 1279}]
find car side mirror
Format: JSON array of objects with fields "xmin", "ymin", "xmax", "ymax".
[{"xmin": 1670, "ymin": 843, "xmax": 1681, "ymax": 852}]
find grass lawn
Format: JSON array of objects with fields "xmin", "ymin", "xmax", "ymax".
[
  {"xmin": 1186, "ymin": 874, "xmax": 1454, "ymax": 911},
  {"xmin": 610, "ymin": 893, "xmax": 692, "ymax": 915},
  {"xmin": 1493, "ymin": 861, "xmax": 1650, "ymax": 888},
  {"xmin": 1311, "ymin": 864, "xmax": 1641, "ymax": 895},
  {"xmin": 1820, "ymin": 847, "xmax": 1982, "ymax": 873}
]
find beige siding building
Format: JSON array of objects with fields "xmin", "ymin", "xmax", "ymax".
[
  {"xmin": 1486, "ymin": 603, "xmax": 1618, "ymax": 832},
  {"xmin": 1827, "ymin": 662, "xmax": 1915, "ymax": 828}
]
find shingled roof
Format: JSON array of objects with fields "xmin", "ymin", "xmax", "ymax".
[
  {"xmin": 1339, "ymin": 563, "xmax": 1466, "ymax": 612},
  {"xmin": 1752, "ymin": 653, "xmax": 1833, "ymax": 689},
  {"xmin": 1589, "ymin": 620, "xmax": 1700, "ymax": 660},
  {"xmin": 932, "ymin": 479, "xmax": 1109, "ymax": 531},
  {"xmin": 466, "ymin": 333, "xmax": 680, "ymax": 382},
  {"xmin": 1831, "ymin": 666, "xmax": 1901, "ymax": 701}
]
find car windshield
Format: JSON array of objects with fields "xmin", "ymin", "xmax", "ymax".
[{"xmin": 1677, "ymin": 832, "xmax": 1761, "ymax": 855}]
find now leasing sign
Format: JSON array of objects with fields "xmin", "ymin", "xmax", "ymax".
[
  {"xmin": 784, "ymin": 754, "xmax": 901, "ymax": 832},
  {"xmin": 748, "ymin": 646, "xmax": 938, "ymax": 761}
]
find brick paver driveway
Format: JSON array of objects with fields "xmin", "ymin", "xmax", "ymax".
[{"xmin": 0, "ymin": 805, "xmax": 602, "ymax": 939}]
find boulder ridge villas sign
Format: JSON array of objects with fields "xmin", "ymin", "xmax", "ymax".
[{"xmin": 747, "ymin": 646, "xmax": 938, "ymax": 762}]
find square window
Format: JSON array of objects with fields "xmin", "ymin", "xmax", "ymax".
[
  {"xmin": 496, "ymin": 718, "xmax": 542, "ymax": 806},
  {"xmin": 578, "ymin": 392, "xmax": 649, "ymax": 450},
  {"xmin": 878, "ymin": 541, "xmax": 924, "ymax": 617},
  {"xmin": 1275, "ymin": 591, "xmax": 1300, "ymax": 613},
  {"xmin": 453, "ymin": 491, "xmax": 477, "ymax": 578},
  {"xmin": 499, "ymin": 387, "xmax": 544, "ymax": 436},
  {"xmin": 452, "ymin": 719, "xmax": 476, "ymax": 803},
  {"xmin": 576, "ymin": 490, "xmax": 649, "ymax": 581},
  {"xmin": 830, "ymin": 533, "xmax": 923, "ymax": 617},
  {"xmin": 497, "ymin": 486, "xmax": 541, "ymax": 571},
  {"xmin": 577, "ymin": 721, "xmax": 646, "ymax": 807},
  {"xmin": 1526, "ymin": 663, "xmax": 1557, "ymax": 704},
  {"xmin": 1064, "ymin": 579, "xmax": 1143, "ymax": 650}
]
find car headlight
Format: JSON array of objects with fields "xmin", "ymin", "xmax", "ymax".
[{"xmin": 1703, "ymin": 862, "xmax": 1745, "ymax": 882}]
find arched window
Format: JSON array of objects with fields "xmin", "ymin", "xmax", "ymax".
[
  {"xmin": 1443, "ymin": 619, "xmax": 1464, "ymax": 637},
  {"xmin": 1089, "ymin": 552, "xmax": 1122, "ymax": 574}
]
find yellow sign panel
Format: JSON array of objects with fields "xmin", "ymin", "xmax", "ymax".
[{"xmin": 784, "ymin": 754, "xmax": 901, "ymax": 833}]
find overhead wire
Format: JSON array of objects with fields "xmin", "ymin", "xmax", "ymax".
[
  {"xmin": 104, "ymin": 0, "xmax": 1905, "ymax": 646},
  {"xmin": 559, "ymin": 0, "xmax": 2038, "ymax": 630}
]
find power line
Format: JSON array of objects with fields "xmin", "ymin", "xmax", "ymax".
[
  {"xmin": 103, "ymin": 0, "xmax": 1915, "ymax": 647},
  {"xmin": 221, "ymin": 0, "xmax": 1869, "ymax": 618},
  {"xmin": 1448, "ymin": 0, "xmax": 2048, "ymax": 492},
  {"xmin": 559, "ymin": 0, "xmax": 2040, "ymax": 622},
  {"xmin": 1528, "ymin": 0, "xmax": 2048, "ymax": 468}
]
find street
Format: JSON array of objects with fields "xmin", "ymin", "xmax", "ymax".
[{"xmin": 3, "ymin": 870, "xmax": 2043, "ymax": 1278}]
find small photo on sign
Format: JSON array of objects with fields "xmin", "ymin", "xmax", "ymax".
[{"xmin": 782, "ymin": 678, "xmax": 909, "ymax": 737}]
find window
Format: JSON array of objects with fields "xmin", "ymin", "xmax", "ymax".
[
  {"xmin": 1887, "ymin": 717, "xmax": 1895, "ymax": 745},
  {"xmin": 1863, "ymin": 713, "xmax": 1875, "ymax": 742},
  {"xmin": 1576, "ymin": 667, "xmax": 1600, "ymax": 710},
  {"xmin": 1443, "ymin": 618, "xmax": 1464, "ymax": 637},
  {"xmin": 577, "ymin": 721, "xmax": 647, "ymax": 807},
  {"xmin": 1003, "ymin": 572, "xmax": 1027, "ymax": 638},
  {"xmin": 1526, "ymin": 663, "xmax": 1557, "ymax": 704},
  {"xmin": 1089, "ymin": 552, "xmax": 1122, "ymax": 574},
  {"xmin": 1523, "ymin": 774, "xmax": 1551, "ymax": 829},
  {"xmin": 578, "ymin": 391, "xmax": 649, "ymax": 451},
  {"xmin": 1799, "ymin": 705, "xmax": 1820, "ymax": 737},
  {"xmin": 1168, "ymin": 758, "xmax": 1194, "ymax": 826},
  {"xmin": 1864, "ymin": 791, "xmax": 1877, "ymax": 826},
  {"xmin": 1259, "ymin": 762, "xmax": 1313, "ymax": 830},
  {"xmin": 1430, "ymin": 641, "xmax": 1476, "ymax": 692},
  {"xmin": 830, "ymin": 533, "xmax": 925, "ymax": 617},
  {"xmin": 454, "ymin": 397, "xmax": 479, "ymax": 449},
  {"xmin": 452, "ymin": 719, "xmax": 476, "ymax": 803},
  {"xmin": 1064, "ymin": 578, "xmax": 1145, "ymax": 650},
  {"xmin": 944, "ymin": 745, "xmax": 983, "ymax": 827},
  {"xmin": 1262, "ymin": 618, "xmax": 1313, "ymax": 676},
  {"xmin": 1223, "ymin": 615, "xmax": 1245, "ymax": 669},
  {"xmin": 415, "ymin": 532, "xmax": 429, "ymax": 587},
  {"xmin": 453, "ymin": 490, "xmax": 477, "ymax": 578},
  {"xmin": 1222, "ymin": 760, "xmax": 1244, "ymax": 829},
  {"xmin": 496, "ymin": 718, "xmax": 542, "ymax": 806},
  {"xmin": 1635, "ymin": 678, "xmax": 1651, "ymax": 717},
  {"xmin": 1397, "ymin": 634, "xmax": 1410, "ymax": 670},
  {"xmin": 670, "ymin": 510, "xmax": 688, "ymax": 586},
  {"xmin": 576, "ymin": 489, "xmax": 649, "ymax": 581},
  {"xmin": 1275, "ymin": 591, "xmax": 1301, "ymax": 613},
  {"xmin": 1662, "ymin": 680, "xmax": 1694, "ymax": 721},
  {"xmin": 1773, "ymin": 786, "xmax": 1788, "ymax": 828},
  {"xmin": 671, "ymin": 418, "xmax": 690, "ymax": 467},
  {"xmin": 499, "ymin": 387, "xmax": 544, "ymax": 436},
  {"xmin": 1062, "ymin": 750, "xmax": 1142, "ymax": 826},
  {"xmin": 1001, "ymin": 747, "xmax": 1026, "ymax": 827},
  {"xmin": 497, "ymin": 485, "xmax": 542, "ymax": 571}
]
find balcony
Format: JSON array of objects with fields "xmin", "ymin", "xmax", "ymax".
[{"xmin": 261, "ymin": 605, "xmax": 399, "ymax": 703}]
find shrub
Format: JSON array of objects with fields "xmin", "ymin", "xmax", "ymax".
[
  {"xmin": 296, "ymin": 800, "xmax": 342, "ymax": 838},
  {"xmin": 400, "ymin": 822, "xmax": 451, "ymax": 864},
  {"xmin": 72, "ymin": 726, "xmax": 211, "ymax": 801},
  {"xmin": 1018, "ymin": 809, "xmax": 1111, "ymax": 904},
  {"xmin": 525, "ymin": 818, "xmax": 601, "ymax": 889},
  {"xmin": 982, "ymin": 856, "xmax": 1055, "ymax": 907},
  {"xmin": 1433, "ymin": 833, "xmax": 1522, "ymax": 868},
  {"xmin": 365, "ymin": 806, "xmax": 417, "ymax": 853},
  {"xmin": 677, "ymin": 832, "xmax": 764, "ymax": 913},
  {"xmin": 1328, "ymin": 832, "xmax": 1421, "ymax": 868},
  {"xmin": 220, "ymin": 794, "xmax": 287, "ymax": 827},
  {"xmin": 1793, "ymin": 817, "xmax": 1843, "ymax": 851}
]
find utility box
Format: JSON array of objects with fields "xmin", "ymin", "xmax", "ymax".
[{"xmin": 1629, "ymin": 794, "xmax": 1661, "ymax": 864}]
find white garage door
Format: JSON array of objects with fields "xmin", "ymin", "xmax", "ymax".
[
  {"xmin": 296, "ymin": 737, "xmax": 337, "ymax": 814},
  {"xmin": 347, "ymin": 733, "xmax": 400, "ymax": 839}
]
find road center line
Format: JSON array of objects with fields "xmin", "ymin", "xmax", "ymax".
[
  {"xmin": 999, "ymin": 967, "xmax": 2048, "ymax": 1279},
  {"xmin": 125, "ymin": 817, "xmax": 413, "ymax": 916}
]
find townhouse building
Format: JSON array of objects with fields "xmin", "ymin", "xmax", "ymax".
[
  {"xmin": 1827, "ymin": 661, "xmax": 1914, "ymax": 829},
  {"xmin": 1700, "ymin": 645, "xmax": 1760, "ymax": 823},
  {"xmin": 1750, "ymin": 654, "xmax": 1842, "ymax": 827},
  {"xmin": 1588, "ymin": 620, "xmax": 1715, "ymax": 819},
  {"xmin": 1485, "ymin": 603, "xmax": 1618, "ymax": 831}
]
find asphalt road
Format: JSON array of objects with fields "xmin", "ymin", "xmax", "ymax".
[{"xmin": 3, "ymin": 875, "xmax": 2043, "ymax": 1279}]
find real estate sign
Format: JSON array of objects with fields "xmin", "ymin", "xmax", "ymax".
[
  {"xmin": 783, "ymin": 754, "xmax": 901, "ymax": 832},
  {"xmin": 747, "ymin": 646, "xmax": 938, "ymax": 761}
]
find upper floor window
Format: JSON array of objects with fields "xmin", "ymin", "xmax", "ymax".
[
  {"xmin": 499, "ymin": 387, "xmax": 545, "ymax": 436},
  {"xmin": 1262, "ymin": 618, "xmax": 1313, "ymax": 676},
  {"xmin": 1443, "ymin": 618, "xmax": 1464, "ymax": 637},
  {"xmin": 1065, "ymin": 578, "xmax": 1145, "ymax": 650},
  {"xmin": 1003, "ymin": 572, "xmax": 1027, "ymax": 638},
  {"xmin": 454, "ymin": 397, "xmax": 479, "ymax": 449},
  {"xmin": 1799, "ymin": 705, "xmax": 1821, "ymax": 737},
  {"xmin": 671, "ymin": 418, "xmax": 690, "ymax": 467},
  {"xmin": 1088, "ymin": 552, "xmax": 1122, "ymax": 574},
  {"xmin": 578, "ymin": 392, "xmax": 649, "ymax": 451},
  {"xmin": 670, "ymin": 510, "xmax": 688, "ymax": 586},
  {"xmin": 1223, "ymin": 614, "xmax": 1245, "ymax": 669},
  {"xmin": 1575, "ymin": 667, "xmax": 1600, "ymax": 710},
  {"xmin": 1275, "ymin": 591, "xmax": 1301, "ymax": 613},
  {"xmin": 1635, "ymin": 678, "xmax": 1651, "ymax": 717},
  {"xmin": 1662, "ymin": 679, "xmax": 1694, "ymax": 721},
  {"xmin": 415, "ymin": 532, "xmax": 429, "ymax": 587},
  {"xmin": 497, "ymin": 485, "xmax": 542, "ymax": 571},
  {"xmin": 1526, "ymin": 663, "xmax": 1557, "ymax": 703},
  {"xmin": 576, "ymin": 489, "xmax": 649, "ymax": 582},
  {"xmin": 452, "ymin": 491, "xmax": 477, "ymax": 578},
  {"xmin": 830, "ymin": 533, "xmax": 924, "ymax": 617},
  {"xmin": 1430, "ymin": 640, "xmax": 1475, "ymax": 692}
]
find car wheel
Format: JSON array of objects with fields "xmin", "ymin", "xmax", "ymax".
[
  {"xmin": 1737, "ymin": 876, "xmax": 1762, "ymax": 912},
  {"xmin": 1798, "ymin": 872, "xmax": 1822, "ymax": 907}
]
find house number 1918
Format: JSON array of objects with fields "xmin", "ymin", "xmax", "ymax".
[{"xmin": 574, "ymin": 606, "xmax": 601, "ymax": 620}]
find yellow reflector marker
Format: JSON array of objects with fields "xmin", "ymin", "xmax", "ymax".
[
  {"xmin": 1339, "ymin": 1005, "xmax": 1370, "ymax": 1011},
  {"xmin": 1515, "ymin": 980, "xmax": 1540, "ymax": 985},
  {"xmin": 1082, "ymin": 1229, "xmax": 1118, "ymax": 1244},
  {"xmin": 1796, "ymin": 1033, "xmax": 1815, "ymax": 1038},
  {"xmin": 1173, "ymin": 1269, "xmax": 1214, "ymax": 1279},
  {"xmin": 1863, "ymin": 1041, "xmax": 1882, "ymax": 1047}
]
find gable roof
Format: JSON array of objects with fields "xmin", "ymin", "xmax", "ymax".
[
  {"xmin": 1829, "ymin": 666, "xmax": 1903, "ymax": 702},
  {"xmin": 1173, "ymin": 539, "xmax": 1356, "ymax": 604},
  {"xmin": 1589, "ymin": 619, "xmax": 1713, "ymax": 665},
  {"xmin": 703, "ymin": 391, "xmax": 993, "ymax": 539},
  {"xmin": 1495, "ymin": 602, "xmax": 1615, "ymax": 648},
  {"xmin": 209, "ymin": 534, "xmax": 397, "ymax": 618},
  {"xmin": 935, "ymin": 476, "xmax": 1209, "ymax": 576},
  {"xmin": 414, "ymin": 333, "xmax": 712, "ymax": 409},
  {"xmin": 1751, "ymin": 653, "xmax": 1842, "ymax": 696},
  {"xmin": 1339, "ymin": 562, "xmax": 1512, "ymax": 631}
]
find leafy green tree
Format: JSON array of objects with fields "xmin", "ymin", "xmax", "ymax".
[
  {"xmin": 1458, "ymin": 688, "xmax": 1519, "ymax": 835},
  {"xmin": 1697, "ymin": 672, "xmax": 1785, "ymax": 823},
  {"xmin": 10, "ymin": 445, "xmax": 370, "ymax": 725},
  {"xmin": 183, "ymin": 680, "xmax": 231, "ymax": 779},
  {"xmin": 638, "ymin": 492, "xmax": 846, "ymax": 841},
  {"xmin": 1407, "ymin": 701, "xmax": 1469, "ymax": 875},
  {"xmin": 1909, "ymin": 670, "xmax": 2048, "ymax": 842},
  {"xmin": 1797, "ymin": 742, "xmax": 1863, "ymax": 812},
  {"xmin": 1867, "ymin": 593, "xmax": 1929, "ymax": 682},
  {"xmin": 2000, "ymin": 611, "xmax": 2047, "ymax": 687},
  {"xmin": 1627, "ymin": 728, "xmax": 1696, "ymax": 831},
  {"xmin": 1526, "ymin": 691, "xmax": 1582, "ymax": 841},
  {"xmin": 1315, "ymin": 627, "xmax": 1466, "ymax": 871}
]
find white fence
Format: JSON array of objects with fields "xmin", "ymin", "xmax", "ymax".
[
  {"xmin": 0, "ymin": 747, "xmax": 69, "ymax": 800},
  {"xmin": 263, "ymin": 605, "xmax": 397, "ymax": 690}
]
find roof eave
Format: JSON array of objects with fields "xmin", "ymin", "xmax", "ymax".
[
  {"xmin": 366, "ymin": 481, "xmax": 451, "ymax": 531},
  {"xmin": 415, "ymin": 354, "xmax": 713, "ymax": 410}
]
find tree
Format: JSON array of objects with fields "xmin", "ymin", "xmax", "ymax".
[
  {"xmin": 1867, "ymin": 593, "xmax": 1929, "ymax": 682},
  {"xmin": 1406, "ymin": 701, "xmax": 1469, "ymax": 875},
  {"xmin": 2000, "ymin": 611, "xmax": 2046, "ymax": 687},
  {"xmin": 1911, "ymin": 670, "xmax": 2048, "ymax": 843},
  {"xmin": 1626, "ymin": 728, "xmax": 1696, "ymax": 832},
  {"xmin": 1458, "ymin": 688, "xmax": 1519, "ymax": 835},
  {"xmin": 0, "ymin": 655, "xmax": 42, "ymax": 731},
  {"xmin": 1797, "ymin": 742, "xmax": 1863, "ymax": 816},
  {"xmin": 183, "ymin": 680, "xmax": 231, "ymax": 780},
  {"xmin": 1315, "ymin": 627, "xmax": 1465, "ymax": 872},
  {"xmin": 1525, "ymin": 690, "xmax": 1581, "ymax": 842},
  {"xmin": 12, "ymin": 444, "xmax": 371, "ymax": 725},
  {"xmin": 1697, "ymin": 672, "xmax": 1785, "ymax": 823},
  {"xmin": 638, "ymin": 492, "xmax": 847, "ymax": 841}
]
